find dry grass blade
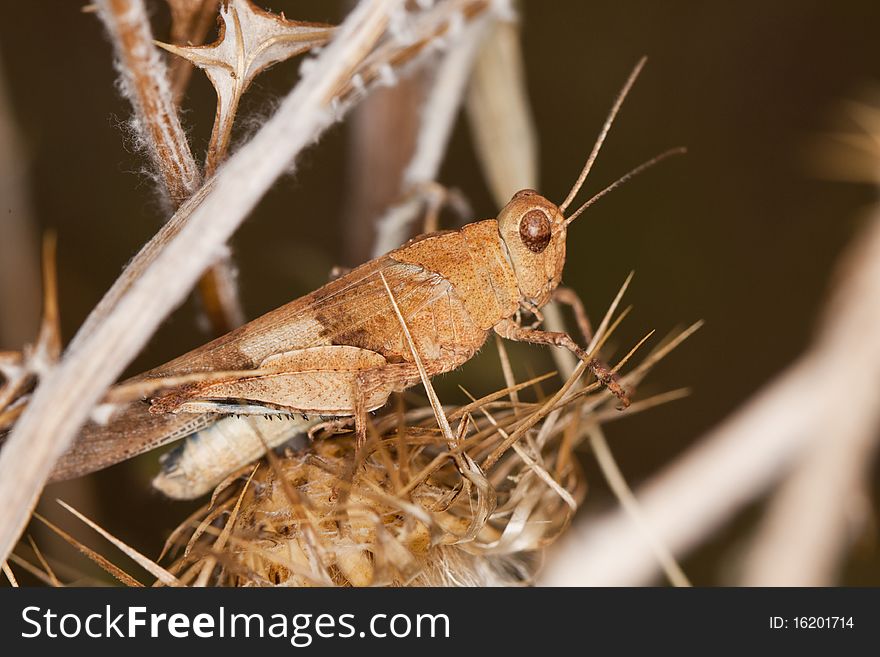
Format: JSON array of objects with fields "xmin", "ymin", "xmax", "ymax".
[
  {"xmin": 380, "ymin": 270, "xmax": 496, "ymax": 542},
  {"xmin": 34, "ymin": 234, "xmax": 61, "ymax": 367},
  {"xmin": 34, "ymin": 512, "xmax": 142, "ymax": 587},
  {"xmin": 448, "ymin": 371, "xmax": 555, "ymax": 421},
  {"xmin": 57, "ymin": 500, "xmax": 179, "ymax": 586},
  {"xmin": 586, "ymin": 425, "xmax": 691, "ymax": 587},
  {"xmin": 158, "ymin": 498, "xmax": 216, "ymax": 561},
  {"xmin": 462, "ymin": 387, "xmax": 576, "ymax": 510},
  {"xmin": 193, "ymin": 463, "xmax": 259, "ymax": 586},
  {"xmin": 7, "ymin": 553, "xmax": 57, "ymax": 586},
  {"xmin": 543, "ymin": 274, "xmax": 694, "ymax": 587},
  {"xmin": 380, "ymin": 271, "xmax": 454, "ymax": 446},
  {"xmin": 27, "ymin": 534, "xmax": 60, "ymax": 587},
  {"xmin": 494, "ymin": 334, "xmax": 520, "ymax": 409},
  {"xmin": 482, "ymin": 360, "xmax": 587, "ymax": 470},
  {"xmin": 1, "ymin": 560, "xmax": 17, "ymax": 586},
  {"xmin": 626, "ymin": 320, "xmax": 704, "ymax": 382},
  {"xmin": 183, "ymin": 498, "xmax": 237, "ymax": 560},
  {"xmin": 611, "ymin": 329, "xmax": 655, "ymax": 375},
  {"xmin": 588, "ymin": 271, "xmax": 634, "ymax": 353}
]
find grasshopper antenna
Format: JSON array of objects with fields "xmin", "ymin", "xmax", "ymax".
[
  {"xmin": 564, "ymin": 147, "xmax": 686, "ymax": 225},
  {"xmin": 558, "ymin": 56, "xmax": 647, "ymax": 213}
]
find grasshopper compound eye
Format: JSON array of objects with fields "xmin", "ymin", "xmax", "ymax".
[{"xmin": 519, "ymin": 210, "xmax": 552, "ymax": 253}]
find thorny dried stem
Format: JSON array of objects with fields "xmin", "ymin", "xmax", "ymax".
[
  {"xmin": 165, "ymin": 0, "xmax": 221, "ymax": 104},
  {"xmin": 0, "ymin": 0, "xmax": 402, "ymax": 564},
  {"xmin": 96, "ymin": 0, "xmax": 201, "ymax": 206},
  {"xmin": 161, "ymin": 0, "xmax": 338, "ymax": 334},
  {"xmin": 157, "ymin": 0, "xmax": 336, "ymax": 178},
  {"xmin": 97, "ymin": 0, "xmax": 244, "ymax": 334}
]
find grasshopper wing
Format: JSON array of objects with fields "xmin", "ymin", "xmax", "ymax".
[{"xmin": 49, "ymin": 257, "xmax": 461, "ymax": 481}]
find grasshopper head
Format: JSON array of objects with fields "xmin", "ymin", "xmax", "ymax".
[
  {"xmin": 497, "ymin": 58, "xmax": 684, "ymax": 313},
  {"xmin": 497, "ymin": 190, "xmax": 567, "ymax": 308}
]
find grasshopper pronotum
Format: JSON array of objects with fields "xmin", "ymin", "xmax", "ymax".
[{"xmin": 49, "ymin": 58, "xmax": 680, "ymax": 499}]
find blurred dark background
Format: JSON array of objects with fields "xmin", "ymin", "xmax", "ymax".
[{"xmin": 1, "ymin": 1, "xmax": 879, "ymax": 584}]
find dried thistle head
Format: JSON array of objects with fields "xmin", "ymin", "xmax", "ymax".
[
  {"xmin": 168, "ymin": 390, "xmax": 585, "ymax": 587},
  {"xmin": 156, "ymin": 288, "xmax": 698, "ymax": 588}
]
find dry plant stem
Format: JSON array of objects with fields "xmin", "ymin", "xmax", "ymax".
[
  {"xmin": 2, "ymin": 560, "xmax": 18, "ymax": 586},
  {"xmin": 7, "ymin": 554, "xmax": 56, "ymax": 587},
  {"xmin": 465, "ymin": 19, "xmax": 537, "ymax": 204},
  {"xmin": 167, "ymin": 0, "xmax": 221, "ymax": 104},
  {"xmin": 96, "ymin": 0, "xmax": 201, "ymax": 205},
  {"xmin": 586, "ymin": 425, "xmax": 690, "ymax": 587},
  {"xmin": 739, "ymin": 414, "xmax": 880, "ymax": 585},
  {"xmin": 372, "ymin": 14, "xmax": 490, "ymax": 256},
  {"xmin": 158, "ymin": 1, "xmax": 342, "ymax": 333},
  {"xmin": 344, "ymin": 72, "xmax": 427, "ymax": 263},
  {"xmin": 57, "ymin": 500, "xmax": 179, "ymax": 586},
  {"xmin": 34, "ymin": 513, "xmax": 143, "ymax": 587},
  {"xmin": 541, "ymin": 207, "xmax": 880, "ymax": 586},
  {"xmin": 27, "ymin": 535, "xmax": 60, "ymax": 588},
  {"xmin": 0, "ymin": 0, "xmax": 400, "ymax": 563},
  {"xmin": 196, "ymin": 261, "xmax": 246, "ymax": 334},
  {"xmin": 96, "ymin": 0, "xmax": 243, "ymax": 334},
  {"xmin": 738, "ymin": 220, "xmax": 880, "ymax": 586},
  {"xmin": 0, "ymin": 236, "xmax": 62, "ymax": 413}
]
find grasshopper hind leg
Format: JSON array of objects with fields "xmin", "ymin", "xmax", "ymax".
[{"xmin": 170, "ymin": 399, "xmax": 302, "ymax": 418}]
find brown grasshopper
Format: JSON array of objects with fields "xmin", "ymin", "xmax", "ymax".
[{"xmin": 48, "ymin": 59, "xmax": 680, "ymax": 499}]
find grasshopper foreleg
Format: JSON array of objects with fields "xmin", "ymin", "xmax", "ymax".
[
  {"xmin": 493, "ymin": 317, "xmax": 629, "ymax": 408},
  {"xmin": 552, "ymin": 286, "xmax": 594, "ymax": 345}
]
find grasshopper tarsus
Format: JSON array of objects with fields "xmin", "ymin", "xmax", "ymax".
[{"xmin": 586, "ymin": 357, "xmax": 631, "ymax": 409}]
